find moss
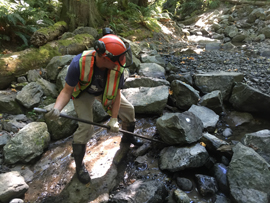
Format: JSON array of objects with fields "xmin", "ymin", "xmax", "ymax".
[
  {"xmin": 38, "ymin": 21, "xmax": 67, "ymax": 36},
  {"xmin": 58, "ymin": 33, "xmax": 94, "ymax": 47}
]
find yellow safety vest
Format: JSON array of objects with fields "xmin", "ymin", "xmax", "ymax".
[{"xmin": 72, "ymin": 50, "xmax": 124, "ymax": 115}]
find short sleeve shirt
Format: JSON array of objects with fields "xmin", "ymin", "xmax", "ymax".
[{"xmin": 65, "ymin": 53, "xmax": 124, "ymax": 96}]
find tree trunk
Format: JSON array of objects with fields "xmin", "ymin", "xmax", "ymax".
[
  {"xmin": 60, "ymin": 0, "xmax": 103, "ymax": 31},
  {"xmin": 30, "ymin": 21, "xmax": 68, "ymax": 47},
  {"xmin": 138, "ymin": 0, "xmax": 148, "ymax": 7},
  {"xmin": 0, "ymin": 34, "xmax": 95, "ymax": 90},
  {"xmin": 220, "ymin": 0, "xmax": 270, "ymax": 6}
]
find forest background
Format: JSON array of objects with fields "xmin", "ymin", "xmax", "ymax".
[{"xmin": 0, "ymin": 0, "xmax": 225, "ymax": 54}]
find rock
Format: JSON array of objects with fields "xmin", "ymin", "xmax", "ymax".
[
  {"xmin": 227, "ymin": 143, "xmax": 270, "ymax": 203},
  {"xmin": 170, "ymin": 80, "xmax": 200, "ymax": 110},
  {"xmin": 198, "ymin": 90, "xmax": 224, "ymax": 114},
  {"xmin": 243, "ymin": 129, "xmax": 270, "ymax": 163},
  {"xmin": 3, "ymin": 122, "xmax": 50, "ymax": 164},
  {"xmin": 156, "ymin": 112, "xmax": 203, "ymax": 145},
  {"xmin": 0, "ymin": 171, "xmax": 29, "ymax": 203},
  {"xmin": 176, "ymin": 177, "xmax": 193, "ymax": 191},
  {"xmin": 122, "ymin": 86, "xmax": 169, "ymax": 115},
  {"xmin": 123, "ymin": 77, "xmax": 170, "ymax": 88},
  {"xmin": 0, "ymin": 91, "xmax": 23, "ymax": 114},
  {"xmin": 188, "ymin": 105, "xmax": 219, "ymax": 132},
  {"xmin": 138, "ymin": 63, "xmax": 166, "ymax": 78},
  {"xmin": 195, "ymin": 174, "xmax": 218, "ymax": 196},
  {"xmin": 110, "ymin": 180, "xmax": 168, "ymax": 203},
  {"xmin": 173, "ymin": 189, "xmax": 191, "ymax": 203},
  {"xmin": 229, "ymin": 82, "xmax": 270, "ymax": 115},
  {"xmin": 159, "ymin": 143, "xmax": 209, "ymax": 172},
  {"xmin": 16, "ymin": 82, "xmax": 43, "ymax": 109}
]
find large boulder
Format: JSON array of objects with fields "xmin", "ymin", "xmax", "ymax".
[
  {"xmin": 156, "ymin": 112, "xmax": 203, "ymax": 145},
  {"xmin": 3, "ymin": 122, "xmax": 50, "ymax": 164}
]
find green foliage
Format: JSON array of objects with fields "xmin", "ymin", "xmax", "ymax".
[
  {"xmin": 206, "ymin": 0, "xmax": 221, "ymax": 9},
  {"xmin": 0, "ymin": 0, "xmax": 61, "ymax": 49},
  {"xmin": 179, "ymin": 0, "xmax": 204, "ymax": 17},
  {"xmin": 96, "ymin": 0, "xmax": 162, "ymax": 36}
]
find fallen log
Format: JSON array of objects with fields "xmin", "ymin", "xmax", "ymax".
[
  {"xmin": 0, "ymin": 33, "xmax": 94, "ymax": 90},
  {"xmin": 30, "ymin": 21, "xmax": 68, "ymax": 47},
  {"xmin": 220, "ymin": 0, "xmax": 270, "ymax": 6}
]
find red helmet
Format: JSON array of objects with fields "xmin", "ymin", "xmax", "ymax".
[{"xmin": 96, "ymin": 34, "xmax": 133, "ymax": 67}]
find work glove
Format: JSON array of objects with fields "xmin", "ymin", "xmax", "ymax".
[
  {"xmin": 107, "ymin": 118, "xmax": 119, "ymax": 133},
  {"xmin": 45, "ymin": 108, "xmax": 60, "ymax": 121}
]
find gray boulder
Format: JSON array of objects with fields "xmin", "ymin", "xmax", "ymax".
[
  {"xmin": 227, "ymin": 143, "xmax": 270, "ymax": 203},
  {"xmin": 123, "ymin": 77, "xmax": 169, "ymax": 88},
  {"xmin": 156, "ymin": 112, "xmax": 203, "ymax": 145},
  {"xmin": 110, "ymin": 180, "xmax": 168, "ymax": 203},
  {"xmin": 159, "ymin": 143, "xmax": 209, "ymax": 172},
  {"xmin": 229, "ymin": 82, "xmax": 270, "ymax": 114},
  {"xmin": 243, "ymin": 129, "xmax": 270, "ymax": 163},
  {"xmin": 44, "ymin": 100, "xmax": 78, "ymax": 140},
  {"xmin": 36, "ymin": 77, "xmax": 58, "ymax": 98},
  {"xmin": 16, "ymin": 82, "xmax": 43, "ymax": 109},
  {"xmin": 0, "ymin": 91, "xmax": 23, "ymax": 114},
  {"xmin": 3, "ymin": 122, "xmax": 50, "ymax": 164},
  {"xmin": 138, "ymin": 63, "xmax": 166, "ymax": 78},
  {"xmin": 0, "ymin": 171, "xmax": 29, "ymax": 203},
  {"xmin": 194, "ymin": 71, "xmax": 244, "ymax": 100},
  {"xmin": 188, "ymin": 105, "xmax": 219, "ymax": 132},
  {"xmin": 170, "ymin": 80, "xmax": 200, "ymax": 110},
  {"xmin": 45, "ymin": 55, "xmax": 75, "ymax": 81},
  {"xmin": 122, "ymin": 86, "xmax": 169, "ymax": 115},
  {"xmin": 198, "ymin": 90, "xmax": 224, "ymax": 114}
]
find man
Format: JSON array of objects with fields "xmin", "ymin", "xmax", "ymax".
[{"xmin": 45, "ymin": 28, "xmax": 142, "ymax": 184}]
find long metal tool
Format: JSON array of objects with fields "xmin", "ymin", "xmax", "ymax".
[{"xmin": 34, "ymin": 107, "xmax": 167, "ymax": 144}]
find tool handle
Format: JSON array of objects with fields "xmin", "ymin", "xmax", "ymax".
[{"xmin": 34, "ymin": 107, "xmax": 49, "ymax": 113}]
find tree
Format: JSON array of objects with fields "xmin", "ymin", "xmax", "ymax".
[{"xmin": 60, "ymin": 0, "xmax": 104, "ymax": 31}]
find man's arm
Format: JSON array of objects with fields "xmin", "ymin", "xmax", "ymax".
[
  {"xmin": 54, "ymin": 83, "xmax": 74, "ymax": 111},
  {"xmin": 111, "ymin": 89, "xmax": 121, "ymax": 118}
]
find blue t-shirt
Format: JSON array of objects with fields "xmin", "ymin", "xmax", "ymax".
[{"xmin": 65, "ymin": 53, "xmax": 124, "ymax": 96}]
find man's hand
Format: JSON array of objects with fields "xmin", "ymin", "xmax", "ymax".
[
  {"xmin": 107, "ymin": 118, "xmax": 119, "ymax": 133},
  {"xmin": 45, "ymin": 108, "xmax": 60, "ymax": 121}
]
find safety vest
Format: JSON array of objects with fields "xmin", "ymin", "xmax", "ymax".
[{"xmin": 72, "ymin": 50, "xmax": 124, "ymax": 116}]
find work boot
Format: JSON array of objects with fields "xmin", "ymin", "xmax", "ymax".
[
  {"xmin": 72, "ymin": 143, "xmax": 91, "ymax": 184},
  {"xmin": 121, "ymin": 122, "xmax": 143, "ymax": 146}
]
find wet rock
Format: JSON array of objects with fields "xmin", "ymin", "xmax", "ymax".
[
  {"xmin": 194, "ymin": 71, "xmax": 244, "ymax": 101},
  {"xmin": 11, "ymin": 165, "xmax": 34, "ymax": 183},
  {"xmin": 0, "ymin": 171, "xmax": 29, "ymax": 203},
  {"xmin": 198, "ymin": 90, "xmax": 224, "ymax": 114},
  {"xmin": 221, "ymin": 156, "xmax": 230, "ymax": 166},
  {"xmin": 201, "ymin": 132, "xmax": 229, "ymax": 151},
  {"xmin": 123, "ymin": 77, "xmax": 170, "ymax": 88},
  {"xmin": 138, "ymin": 63, "xmax": 166, "ymax": 78},
  {"xmin": 110, "ymin": 180, "xmax": 168, "ymax": 203},
  {"xmin": 3, "ymin": 122, "xmax": 50, "ymax": 164},
  {"xmin": 156, "ymin": 112, "xmax": 203, "ymax": 145},
  {"xmin": 16, "ymin": 82, "xmax": 43, "ymax": 109},
  {"xmin": 173, "ymin": 189, "xmax": 191, "ymax": 203},
  {"xmin": 227, "ymin": 143, "xmax": 270, "ymax": 203},
  {"xmin": 159, "ymin": 143, "xmax": 209, "ymax": 172},
  {"xmin": 222, "ymin": 128, "xmax": 233, "ymax": 137},
  {"xmin": 225, "ymin": 111, "xmax": 253, "ymax": 127},
  {"xmin": 195, "ymin": 174, "xmax": 218, "ymax": 197},
  {"xmin": 170, "ymin": 80, "xmax": 200, "ymax": 110},
  {"xmin": 188, "ymin": 105, "xmax": 219, "ymax": 132},
  {"xmin": 122, "ymin": 86, "xmax": 169, "ymax": 115},
  {"xmin": 176, "ymin": 177, "xmax": 193, "ymax": 191},
  {"xmin": 229, "ymin": 82, "xmax": 270, "ymax": 114},
  {"xmin": 214, "ymin": 193, "xmax": 231, "ymax": 203},
  {"xmin": 132, "ymin": 142, "xmax": 151, "ymax": 157},
  {"xmin": 243, "ymin": 129, "xmax": 270, "ymax": 163},
  {"xmin": 0, "ymin": 91, "xmax": 23, "ymax": 114},
  {"xmin": 213, "ymin": 163, "xmax": 229, "ymax": 194}
]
